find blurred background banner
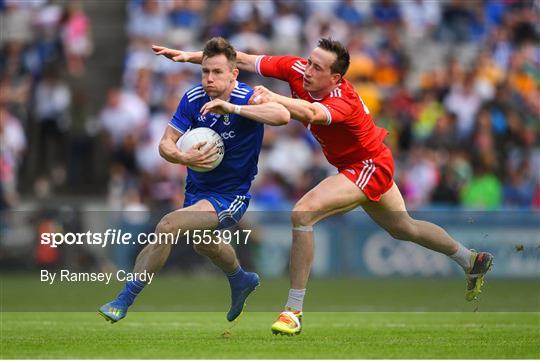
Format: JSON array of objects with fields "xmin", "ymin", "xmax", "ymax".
[
  {"xmin": 0, "ymin": 0, "xmax": 539, "ymax": 291},
  {"xmin": 1, "ymin": 209, "xmax": 539, "ymax": 278},
  {"xmin": 252, "ymin": 210, "xmax": 540, "ymax": 278}
]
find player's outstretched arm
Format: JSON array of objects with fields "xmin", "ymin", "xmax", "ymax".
[
  {"xmin": 159, "ymin": 126, "xmax": 219, "ymax": 169},
  {"xmin": 237, "ymin": 102, "xmax": 290, "ymax": 125},
  {"xmin": 235, "ymin": 51, "xmax": 259, "ymax": 73},
  {"xmin": 152, "ymin": 45, "xmax": 203, "ymax": 64},
  {"xmin": 201, "ymin": 98, "xmax": 289, "ymax": 126},
  {"xmin": 250, "ymin": 86, "xmax": 328, "ymax": 125},
  {"xmin": 152, "ymin": 44, "xmax": 259, "ymax": 73}
]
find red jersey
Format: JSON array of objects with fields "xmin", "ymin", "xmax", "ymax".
[{"xmin": 256, "ymin": 55, "xmax": 389, "ymax": 169}]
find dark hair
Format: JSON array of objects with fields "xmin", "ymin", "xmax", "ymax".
[
  {"xmin": 202, "ymin": 37, "xmax": 237, "ymax": 66},
  {"xmin": 317, "ymin": 38, "xmax": 350, "ymax": 76}
]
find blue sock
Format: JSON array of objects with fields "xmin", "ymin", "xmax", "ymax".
[
  {"xmin": 225, "ymin": 266, "xmax": 246, "ymax": 287},
  {"xmin": 117, "ymin": 280, "xmax": 146, "ymax": 306}
]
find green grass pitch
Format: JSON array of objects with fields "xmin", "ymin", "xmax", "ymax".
[
  {"xmin": 1, "ymin": 274, "xmax": 539, "ymax": 358},
  {"xmin": 2, "ymin": 312, "xmax": 539, "ymax": 359}
]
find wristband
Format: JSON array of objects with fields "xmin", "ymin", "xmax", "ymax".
[{"xmin": 233, "ymin": 105, "xmax": 242, "ymax": 114}]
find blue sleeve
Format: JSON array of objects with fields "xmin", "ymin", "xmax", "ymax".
[{"xmin": 169, "ymin": 94, "xmax": 193, "ymax": 133}]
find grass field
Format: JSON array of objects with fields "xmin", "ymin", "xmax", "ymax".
[
  {"xmin": 1, "ymin": 273, "xmax": 539, "ymax": 358},
  {"xmin": 2, "ymin": 312, "xmax": 539, "ymax": 359}
]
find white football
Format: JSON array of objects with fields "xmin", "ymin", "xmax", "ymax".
[{"xmin": 178, "ymin": 127, "xmax": 224, "ymax": 172}]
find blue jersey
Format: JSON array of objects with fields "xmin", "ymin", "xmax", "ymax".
[{"xmin": 169, "ymin": 82, "xmax": 263, "ymax": 195}]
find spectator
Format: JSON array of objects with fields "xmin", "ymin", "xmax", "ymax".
[
  {"xmin": 400, "ymin": 147, "xmax": 439, "ymax": 208},
  {"xmin": 335, "ymin": 0, "xmax": 366, "ymax": 28},
  {"xmin": 135, "ymin": 93, "xmax": 175, "ymax": 174},
  {"xmin": 201, "ymin": 3, "xmax": 234, "ymax": 40},
  {"xmin": 373, "ymin": 48, "xmax": 401, "ymax": 94},
  {"xmin": 99, "ymin": 87, "xmax": 148, "ymax": 150},
  {"xmin": 503, "ymin": 161, "xmax": 534, "ymax": 208},
  {"xmin": 230, "ymin": 19, "xmax": 270, "ymax": 54},
  {"xmin": 400, "ymin": 0, "xmax": 441, "ymax": 39},
  {"xmin": 127, "ymin": 0, "xmax": 168, "ymax": 44},
  {"xmin": 484, "ymin": 0, "xmax": 506, "ymax": 30},
  {"xmin": 0, "ymin": 1, "xmax": 34, "ymax": 46},
  {"xmin": 251, "ymin": 171, "xmax": 290, "ymax": 210},
  {"xmin": 61, "ymin": 1, "xmax": 92, "ymax": 76},
  {"xmin": 0, "ymin": 106, "xmax": 26, "ymax": 172},
  {"xmin": 473, "ymin": 51, "xmax": 504, "ymax": 100},
  {"xmin": 489, "ymin": 25, "xmax": 514, "ymax": 71},
  {"xmin": 372, "ymin": 0, "xmax": 402, "ymax": 29},
  {"xmin": 460, "ymin": 160, "xmax": 502, "ymax": 209},
  {"xmin": 229, "ymin": 0, "xmax": 275, "ymax": 25},
  {"xmin": 32, "ymin": 1, "xmax": 64, "ymax": 69},
  {"xmin": 270, "ymin": 2, "xmax": 303, "ymax": 55},
  {"xmin": 265, "ymin": 123, "xmax": 314, "ymax": 188},
  {"xmin": 0, "ymin": 106, "xmax": 26, "ymax": 208},
  {"xmin": 34, "ymin": 66, "xmax": 71, "ymax": 184},
  {"xmin": 412, "ymin": 90, "xmax": 444, "ymax": 141},
  {"xmin": 112, "ymin": 188, "xmax": 151, "ymax": 270},
  {"xmin": 0, "ymin": 42, "xmax": 32, "ymax": 121},
  {"xmin": 426, "ymin": 111, "xmax": 459, "ymax": 151},
  {"xmin": 439, "ymin": 0, "xmax": 476, "ymax": 43},
  {"xmin": 304, "ymin": 13, "xmax": 349, "ymax": 50},
  {"xmin": 444, "ymin": 71, "xmax": 483, "ymax": 139},
  {"xmin": 431, "ymin": 166, "xmax": 460, "ymax": 206},
  {"xmin": 166, "ymin": 0, "xmax": 205, "ymax": 47}
]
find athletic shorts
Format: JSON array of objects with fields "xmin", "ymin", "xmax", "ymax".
[
  {"xmin": 183, "ymin": 192, "xmax": 251, "ymax": 229},
  {"xmin": 339, "ymin": 145, "xmax": 395, "ymax": 202}
]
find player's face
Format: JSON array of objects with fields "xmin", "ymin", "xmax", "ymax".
[
  {"xmin": 201, "ymin": 54, "xmax": 238, "ymax": 98},
  {"xmin": 303, "ymin": 47, "xmax": 341, "ymax": 93}
]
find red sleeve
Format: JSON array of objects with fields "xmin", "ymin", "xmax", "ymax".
[
  {"xmin": 314, "ymin": 96, "xmax": 355, "ymax": 125},
  {"xmin": 255, "ymin": 55, "xmax": 306, "ymax": 82}
]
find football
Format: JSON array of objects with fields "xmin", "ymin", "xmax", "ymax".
[{"xmin": 178, "ymin": 127, "xmax": 225, "ymax": 172}]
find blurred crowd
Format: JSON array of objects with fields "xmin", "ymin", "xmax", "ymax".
[
  {"xmin": 1, "ymin": 0, "xmax": 540, "ymax": 213},
  {"xmin": 1, "ymin": 0, "xmax": 92, "ymax": 208}
]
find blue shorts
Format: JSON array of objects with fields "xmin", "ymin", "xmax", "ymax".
[{"xmin": 183, "ymin": 192, "xmax": 251, "ymax": 230}]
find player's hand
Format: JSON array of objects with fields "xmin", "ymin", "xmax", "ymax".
[
  {"xmin": 249, "ymin": 85, "xmax": 276, "ymax": 105},
  {"xmin": 151, "ymin": 45, "xmax": 189, "ymax": 62},
  {"xmin": 180, "ymin": 141, "xmax": 219, "ymax": 169},
  {"xmin": 200, "ymin": 99, "xmax": 234, "ymax": 116}
]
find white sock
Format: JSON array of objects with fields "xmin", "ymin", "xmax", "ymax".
[
  {"xmin": 450, "ymin": 243, "xmax": 473, "ymax": 271},
  {"xmin": 285, "ymin": 288, "xmax": 306, "ymax": 312}
]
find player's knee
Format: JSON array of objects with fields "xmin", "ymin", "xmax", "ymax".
[
  {"xmin": 388, "ymin": 219, "xmax": 418, "ymax": 241},
  {"xmin": 291, "ymin": 202, "xmax": 317, "ymax": 227},
  {"xmin": 155, "ymin": 216, "xmax": 176, "ymax": 237}
]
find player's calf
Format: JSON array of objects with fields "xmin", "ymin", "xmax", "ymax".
[
  {"xmin": 193, "ymin": 242, "xmax": 220, "ymax": 258},
  {"xmin": 98, "ymin": 228, "xmax": 173, "ymax": 324},
  {"xmin": 385, "ymin": 218, "xmax": 419, "ymax": 241}
]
